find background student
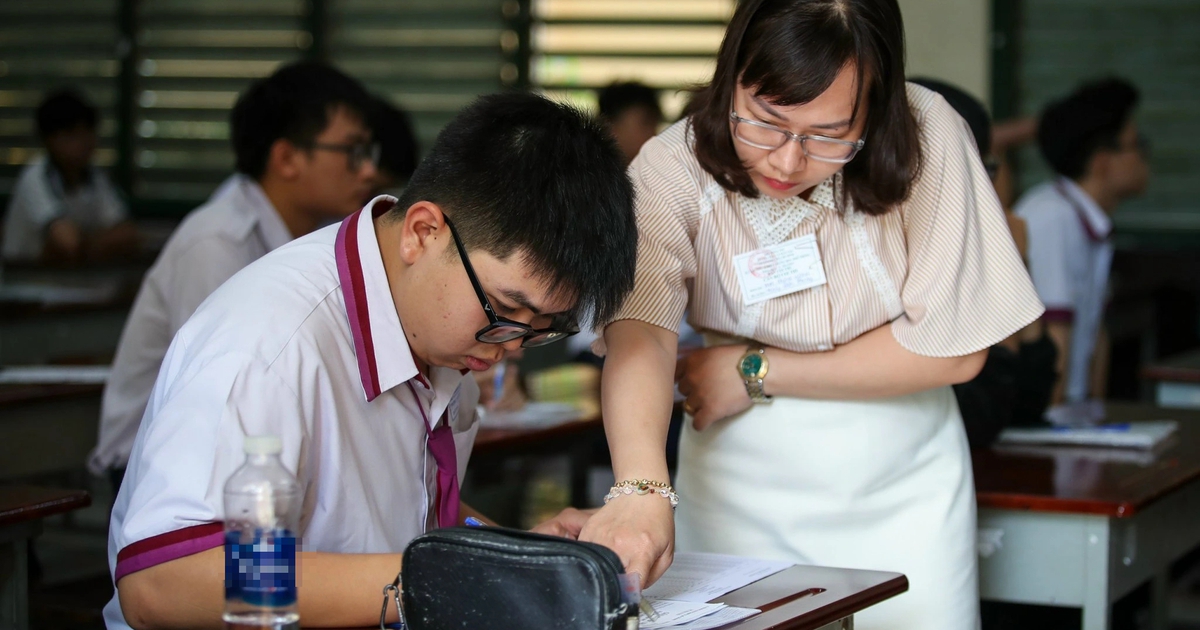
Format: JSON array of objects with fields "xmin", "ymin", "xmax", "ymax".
[
  {"xmin": 3, "ymin": 89, "xmax": 139, "ymax": 264},
  {"xmin": 105, "ymin": 92, "xmax": 638, "ymax": 629},
  {"xmin": 597, "ymin": 81, "xmax": 663, "ymax": 166},
  {"xmin": 90, "ymin": 61, "xmax": 379, "ymax": 489},
  {"xmin": 1016, "ymin": 78, "xmax": 1149, "ymax": 406},
  {"xmin": 579, "ymin": 1, "xmax": 1043, "ymax": 628}
]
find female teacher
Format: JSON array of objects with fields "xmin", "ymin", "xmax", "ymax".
[{"xmin": 578, "ymin": 0, "xmax": 1043, "ymax": 628}]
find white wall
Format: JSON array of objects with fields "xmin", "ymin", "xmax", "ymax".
[{"xmin": 899, "ymin": 0, "xmax": 991, "ymax": 107}]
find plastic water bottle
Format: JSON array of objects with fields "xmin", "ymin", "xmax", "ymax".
[{"xmin": 223, "ymin": 435, "xmax": 301, "ymax": 629}]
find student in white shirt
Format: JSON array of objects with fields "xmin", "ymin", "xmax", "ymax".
[
  {"xmin": 1016, "ymin": 78, "xmax": 1149, "ymax": 405},
  {"xmin": 106, "ymin": 92, "xmax": 638, "ymax": 629},
  {"xmin": 90, "ymin": 62, "xmax": 379, "ymax": 487},
  {"xmin": 2, "ymin": 89, "xmax": 138, "ymax": 264}
]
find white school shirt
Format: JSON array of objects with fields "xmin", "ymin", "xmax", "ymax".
[
  {"xmin": 89, "ymin": 175, "xmax": 293, "ymax": 474},
  {"xmin": 103, "ymin": 197, "xmax": 479, "ymax": 630},
  {"xmin": 2, "ymin": 155, "xmax": 128, "ymax": 261},
  {"xmin": 1016, "ymin": 177, "xmax": 1114, "ymax": 403}
]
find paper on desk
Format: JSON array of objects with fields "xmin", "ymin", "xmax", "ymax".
[
  {"xmin": 639, "ymin": 600, "xmax": 727, "ymax": 629},
  {"xmin": 657, "ymin": 606, "xmax": 761, "ymax": 630},
  {"xmin": 479, "ymin": 401, "xmax": 583, "ymax": 428},
  {"xmin": 0, "ymin": 365, "xmax": 111, "ymax": 384},
  {"xmin": 644, "ymin": 552, "xmax": 793, "ymax": 603}
]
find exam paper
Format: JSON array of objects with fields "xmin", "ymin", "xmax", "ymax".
[
  {"xmin": 659, "ymin": 606, "xmax": 761, "ymax": 630},
  {"xmin": 639, "ymin": 601, "xmax": 727, "ymax": 629},
  {"xmin": 479, "ymin": 401, "xmax": 583, "ymax": 428},
  {"xmin": 0, "ymin": 365, "xmax": 111, "ymax": 384},
  {"xmin": 644, "ymin": 552, "xmax": 793, "ymax": 603}
]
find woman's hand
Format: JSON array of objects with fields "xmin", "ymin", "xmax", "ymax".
[
  {"xmin": 675, "ymin": 345, "xmax": 752, "ymax": 430},
  {"xmin": 578, "ymin": 494, "xmax": 675, "ymax": 586},
  {"xmin": 530, "ymin": 507, "xmax": 596, "ymax": 539}
]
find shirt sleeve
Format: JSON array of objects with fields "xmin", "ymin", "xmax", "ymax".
[
  {"xmin": 2, "ymin": 162, "xmax": 63, "ymax": 260},
  {"xmin": 93, "ymin": 170, "xmax": 130, "ymax": 227},
  {"xmin": 605, "ymin": 134, "xmax": 702, "ymax": 336},
  {"xmin": 890, "ymin": 94, "xmax": 1045, "ymax": 357},
  {"xmin": 1019, "ymin": 205, "xmax": 1076, "ymax": 323},
  {"xmin": 113, "ymin": 351, "xmax": 307, "ymax": 582},
  {"xmin": 164, "ymin": 237, "xmax": 256, "ymax": 334}
]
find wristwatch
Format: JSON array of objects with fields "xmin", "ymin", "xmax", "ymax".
[{"xmin": 737, "ymin": 344, "xmax": 773, "ymax": 404}]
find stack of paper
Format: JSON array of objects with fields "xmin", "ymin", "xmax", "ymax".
[
  {"xmin": 998, "ymin": 421, "xmax": 1178, "ymax": 449},
  {"xmin": 638, "ymin": 552, "xmax": 792, "ymax": 629},
  {"xmin": 0, "ymin": 365, "xmax": 111, "ymax": 384},
  {"xmin": 479, "ymin": 402, "xmax": 584, "ymax": 428}
]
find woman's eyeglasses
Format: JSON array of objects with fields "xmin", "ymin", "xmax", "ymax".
[
  {"xmin": 443, "ymin": 216, "xmax": 578, "ymax": 348},
  {"xmin": 729, "ymin": 111, "xmax": 865, "ymax": 163}
]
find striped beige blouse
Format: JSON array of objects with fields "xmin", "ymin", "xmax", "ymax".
[{"xmin": 613, "ymin": 83, "xmax": 1044, "ymax": 358}]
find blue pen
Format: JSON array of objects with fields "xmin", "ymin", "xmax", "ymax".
[
  {"xmin": 492, "ymin": 362, "xmax": 506, "ymax": 405},
  {"xmin": 465, "ymin": 516, "xmax": 486, "ymax": 527}
]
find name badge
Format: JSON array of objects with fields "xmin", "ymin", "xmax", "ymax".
[{"xmin": 733, "ymin": 234, "xmax": 827, "ymax": 305}]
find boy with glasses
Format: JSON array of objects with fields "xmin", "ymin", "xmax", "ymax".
[
  {"xmin": 1015, "ymin": 77, "xmax": 1149, "ymax": 406},
  {"xmin": 104, "ymin": 92, "xmax": 637, "ymax": 629},
  {"xmin": 91, "ymin": 61, "xmax": 379, "ymax": 489}
]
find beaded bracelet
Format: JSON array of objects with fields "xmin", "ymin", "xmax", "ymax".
[{"xmin": 603, "ymin": 479, "xmax": 679, "ymax": 510}]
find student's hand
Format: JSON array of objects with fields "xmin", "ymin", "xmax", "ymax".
[
  {"xmin": 44, "ymin": 218, "xmax": 84, "ymax": 265},
  {"xmin": 473, "ymin": 362, "xmax": 527, "ymax": 411},
  {"xmin": 578, "ymin": 493, "xmax": 674, "ymax": 586},
  {"xmin": 530, "ymin": 507, "xmax": 596, "ymax": 539},
  {"xmin": 675, "ymin": 345, "xmax": 752, "ymax": 431}
]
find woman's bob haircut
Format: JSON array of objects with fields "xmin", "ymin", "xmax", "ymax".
[{"xmin": 687, "ymin": 0, "xmax": 922, "ymax": 216}]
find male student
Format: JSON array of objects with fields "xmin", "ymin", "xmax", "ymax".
[
  {"xmin": 3, "ymin": 89, "xmax": 138, "ymax": 264},
  {"xmin": 88, "ymin": 62, "xmax": 378, "ymax": 487},
  {"xmin": 105, "ymin": 92, "xmax": 638, "ymax": 629},
  {"xmin": 367, "ymin": 94, "xmax": 420, "ymax": 196},
  {"xmin": 1016, "ymin": 78, "xmax": 1149, "ymax": 405},
  {"xmin": 597, "ymin": 81, "xmax": 662, "ymax": 166}
]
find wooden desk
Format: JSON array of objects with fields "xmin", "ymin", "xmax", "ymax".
[
  {"xmin": 1143, "ymin": 348, "xmax": 1200, "ymax": 409},
  {"xmin": 714, "ymin": 564, "xmax": 906, "ymax": 629},
  {"xmin": 0, "ymin": 383, "xmax": 103, "ymax": 480},
  {"xmin": 0, "ymin": 486, "xmax": 91, "ymax": 630},
  {"xmin": 0, "ymin": 275, "xmax": 139, "ymax": 364},
  {"xmin": 974, "ymin": 403, "xmax": 1200, "ymax": 630},
  {"xmin": 473, "ymin": 416, "xmax": 604, "ymax": 509}
]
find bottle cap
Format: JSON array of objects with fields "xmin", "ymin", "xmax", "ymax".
[{"xmin": 243, "ymin": 435, "xmax": 282, "ymax": 455}]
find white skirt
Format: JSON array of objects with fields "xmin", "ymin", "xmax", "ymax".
[{"xmin": 676, "ymin": 386, "xmax": 979, "ymax": 630}]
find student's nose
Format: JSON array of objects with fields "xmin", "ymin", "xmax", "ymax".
[
  {"xmin": 500, "ymin": 337, "xmax": 524, "ymax": 354},
  {"xmin": 768, "ymin": 138, "xmax": 805, "ymax": 176}
]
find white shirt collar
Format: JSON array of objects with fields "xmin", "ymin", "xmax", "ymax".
[
  {"xmin": 1056, "ymin": 177, "xmax": 1112, "ymax": 242},
  {"xmin": 230, "ymin": 175, "xmax": 294, "ymax": 251},
  {"xmin": 335, "ymin": 196, "xmax": 468, "ymax": 420}
]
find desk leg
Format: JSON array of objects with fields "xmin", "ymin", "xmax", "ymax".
[
  {"xmin": 0, "ymin": 521, "xmax": 39, "ymax": 630},
  {"xmin": 813, "ymin": 616, "xmax": 852, "ymax": 630}
]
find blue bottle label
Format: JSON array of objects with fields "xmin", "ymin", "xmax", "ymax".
[{"xmin": 225, "ymin": 529, "xmax": 297, "ymax": 607}]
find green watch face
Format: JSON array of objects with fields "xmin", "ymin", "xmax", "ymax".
[{"xmin": 739, "ymin": 352, "xmax": 766, "ymax": 379}]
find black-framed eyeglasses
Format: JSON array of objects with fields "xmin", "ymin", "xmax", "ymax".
[
  {"xmin": 729, "ymin": 111, "xmax": 865, "ymax": 163},
  {"xmin": 304, "ymin": 141, "xmax": 381, "ymax": 172},
  {"xmin": 443, "ymin": 216, "xmax": 578, "ymax": 348}
]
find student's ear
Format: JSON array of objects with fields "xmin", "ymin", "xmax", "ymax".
[
  {"xmin": 398, "ymin": 201, "xmax": 448, "ymax": 265},
  {"xmin": 267, "ymin": 139, "xmax": 304, "ymax": 182}
]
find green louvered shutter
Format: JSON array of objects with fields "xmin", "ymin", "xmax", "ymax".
[
  {"xmin": 328, "ymin": 0, "xmax": 519, "ymax": 154},
  {"xmin": 0, "ymin": 0, "xmax": 121, "ymax": 198},
  {"xmin": 530, "ymin": 0, "xmax": 734, "ymax": 117}
]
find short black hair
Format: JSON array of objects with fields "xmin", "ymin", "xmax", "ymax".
[
  {"xmin": 1038, "ymin": 77, "xmax": 1139, "ymax": 180},
  {"xmin": 229, "ymin": 61, "xmax": 372, "ymax": 179},
  {"xmin": 370, "ymin": 95, "xmax": 419, "ymax": 183},
  {"xmin": 390, "ymin": 93, "xmax": 637, "ymax": 328},
  {"xmin": 597, "ymin": 82, "xmax": 662, "ymax": 122},
  {"xmin": 909, "ymin": 77, "xmax": 991, "ymax": 157},
  {"xmin": 36, "ymin": 89, "xmax": 98, "ymax": 137}
]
